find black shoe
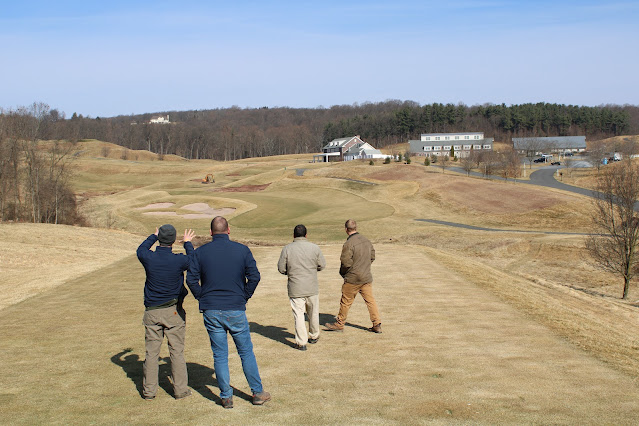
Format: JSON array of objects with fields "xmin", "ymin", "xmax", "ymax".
[
  {"xmin": 294, "ymin": 344, "xmax": 307, "ymax": 351},
  {"xmin": 308, "ymin": 337, "xmax": 319, "ymax": 344},
  {"xmin": 221, "ymin": 397, "xmax": 233, "ymax": 409},
  {"xmin": 143, "ymin": 395, "xmax": 155, "ymax": 400}
]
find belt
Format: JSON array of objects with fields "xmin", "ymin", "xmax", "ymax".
[{"xmin": 145, "ymin": 298, "xmax": 178, "ymax": 311}]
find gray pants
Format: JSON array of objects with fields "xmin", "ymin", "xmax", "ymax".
[{"xmin": 142, "ymin": 306, "xmax": 189, "ymax": 398}]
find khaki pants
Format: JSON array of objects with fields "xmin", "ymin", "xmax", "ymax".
[
  {"xmin": 336, "ymin": 282, "xmax": 381, "ymax": 327},
  {"xmin": 142, "ymin": 306, "xmax": 189, "ymax": 399},
  {"xmin": 290, "ymin": 295, "xmax": 320, "ymax": 346}
]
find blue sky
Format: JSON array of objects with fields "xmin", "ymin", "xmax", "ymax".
[{"xmin": 1, "ymin": 1, "xmax": 637, "ymax": 117}]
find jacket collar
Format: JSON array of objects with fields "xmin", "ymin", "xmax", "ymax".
[
  {"xmin": 293, "ymin": 237, "xmax": 307, "ymax": 242},
  {"xmin": 212, "ymin": 234, "xmax": 230, "ymax": 242},
  {"xmin": 347, "ymin": 232, "xmax": 359, "ymax": 240},
  {"xmin": 156, "ymin": 246, "xmax": 173, "ymax": 252}
]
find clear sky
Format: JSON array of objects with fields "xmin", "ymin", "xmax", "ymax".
[{"xmin": 1, "ymin": 1, "xmax": 637, "ymax": 117}]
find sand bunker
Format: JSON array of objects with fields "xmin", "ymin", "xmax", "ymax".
[
  {"xmin": 142, "ymin": 203, "xmax": 235, "ymax": 218},
  {"xmin": 135, "ymin": 202, "xmax": 175, "ymax": 210}
]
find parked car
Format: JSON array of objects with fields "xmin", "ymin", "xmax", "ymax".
[
  {"xmin": 564, "ymin": 152, "xmax": 574, "ymax": 156},
  {"xmin": 533, "ymin": 157, "xmax": 545, "ymax": 163},
  {"xmin": 551, "ymin": 161, "xmax": 561, "ymax": 165}
]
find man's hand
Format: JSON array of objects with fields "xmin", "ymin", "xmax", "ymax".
[
  {"xmin": 154, "ymin": 227, "xmax": 159, "ymax": 236},
  {"xmin": 183, "ymin": 229, "xmax": 195, "ymax": 243}
]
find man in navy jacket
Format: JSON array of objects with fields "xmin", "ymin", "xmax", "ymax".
[
  {"xmin": 137, "ymin": 224, "xmax": 195, "ymax": 400},
  {"xmin": 187, "ymin": 216, "xmax": 270, "ymax": 409}
]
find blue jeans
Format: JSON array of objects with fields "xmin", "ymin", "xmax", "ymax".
[{"xmin": 202, "ymin": 310, "xmax": 263, "ymax": 398}]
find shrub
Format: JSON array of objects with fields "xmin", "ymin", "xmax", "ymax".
[
  {"xmin": 424, "ymin": 157, "xmax": 430, "ymax": 166},
  {"xmin": 384, "ymin": 156, "xmax": 391, "ymax": 164},
  {"xmin": 369, "ymin": 160, "xmax": 375, "ymax": 165}
]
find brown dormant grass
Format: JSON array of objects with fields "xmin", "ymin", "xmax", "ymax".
[{"xmin": 2, "ymin": 244, "xmax": 639, "ymax": 424}]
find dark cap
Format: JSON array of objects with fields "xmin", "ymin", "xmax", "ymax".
[{"xmin": 158, "ymin": 224, "xmax": 176, "ymax": 245}]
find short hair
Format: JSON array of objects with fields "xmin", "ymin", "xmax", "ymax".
[
  {"xmin": 293, "ymin": 224, "xmax": 307, "ymax": 238},
  {"xmin": 211, "ymin": 216, "xmax": 229, "ymax": 234},
  {"xmin": 345, "ymin": 219, "xmax": 357, "ymax": 232}
]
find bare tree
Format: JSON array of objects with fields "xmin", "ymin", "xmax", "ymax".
[
  {"xmin": 439, "ymin": 155, "xmax": 449, "ymax": 173},
  {"xmin": 587, "ymin": 140, "xmax": 609, "ymax": 173},
  {"xmin": 585, "ymin": 160, "xmax": 639, "ymax": 299},
  {"xmin": 461, "ymin": 154, "xmax": 474, "ymax": 176}
]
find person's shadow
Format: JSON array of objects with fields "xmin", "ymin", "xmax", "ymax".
[
  {"xmin": 249, "ymin": 313, "xmax": 370, "ymax": 348},
  {"xmin": 111, "ymin": 349, "xmax": 252, "ymax": 405}
]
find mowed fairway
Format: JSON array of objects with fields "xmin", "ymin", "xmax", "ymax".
[
  {"xmin": 2, "ymin": 142, "xmax": 639, "ymax": 423},
  {"xmin": 1, "ymin": 244, "xmax": 639, "ymax": 424}
]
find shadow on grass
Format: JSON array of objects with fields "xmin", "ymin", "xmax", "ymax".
[
  {"xmin": 320, "ymin": 312, "xmax": 371, "ymax": 331},
  {"xmin": 110, "ymin": 349, "xmax": 252, "ymax": 405},
  {"xmin": 249, "ymin": 322, "xmax": 295, "ymax": 348}
]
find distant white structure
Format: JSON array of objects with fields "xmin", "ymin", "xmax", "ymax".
[
  {"xmin": 314, "ymin": 136, "xmax": 386, "ymax": 162},
  {"xmin": 149, "ymin": 115, "xmax": 170, "ymax": 124},
  {"xmin": 409, "ymin": 132, "xmax": 493, "ymax": 158}
]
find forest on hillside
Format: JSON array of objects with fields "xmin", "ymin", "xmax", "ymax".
[{"xmin": 2, "ymin": 101, "xmax": 638, "ymax": 161}]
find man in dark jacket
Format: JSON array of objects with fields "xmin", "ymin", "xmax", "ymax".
[
  {"xmin": 137, "ymin": 224, "xmax": 195, "ymax": 400},
  {"xmin": 325, "ymin": 219, "xmax": 382, "ymax": 333},
  {"xmin": 186, "ymin": 216, "xmax": 270, "ymax": 409}
]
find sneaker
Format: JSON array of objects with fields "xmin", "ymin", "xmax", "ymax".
[
  {"xmin": 294, "ymin": 344, "xmax": 307, "ymax": 351},
  {"xmin": 252, "ymin": 391, "xmax": 271, "ymax": 405},
  {"xmin": 324, "ymin": 322, "xmax": 344, "ymax": 332},
  {"xmin": 221, "ymin": 397, "xmax": 233, "ymax": 409},
  {"xmin": 143, "ymin": 394, "xmax": 155, "ymax": 400},
  {"xmin": 175, "ymin": 389, "xmax": 192, "ymax": 400},
  {"xmin": 369, "ymin": 323, "xmax": 382, "ymax": 333},
  {"xmin": 308, "ymin": 337, "xmax": 319, "ymax": 344}
]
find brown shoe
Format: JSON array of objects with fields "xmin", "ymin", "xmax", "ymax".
[
  {"xmin": 252, "ymin": 391, "xmax": 271, "ymax": 405},
  {"xmin": 175, "ymin": 389, "xmax": 192, "ymax": 400},
  {"xmin": 324, "ymin": 322, "xmax": 344, "ymax": 332},
  {"xmin": 221, "ymin": 397, "xmax": 233, "ymax": 409},
  {"xmin": 369, "ymin": 323, "xmax": 382, "ymax": 333}
]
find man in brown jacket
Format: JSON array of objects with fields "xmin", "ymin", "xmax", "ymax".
[{"xmin": 325, "ymin": 219, "xmax": 382, "ymax": 333}]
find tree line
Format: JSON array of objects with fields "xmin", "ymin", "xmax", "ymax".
[
  {"xmin": 2, "ymin": 101, "xmax": 638, "ymax": 164},
  {"xmin": 0, "ymin": 103, "xmax": 81, "ymax": 224}
]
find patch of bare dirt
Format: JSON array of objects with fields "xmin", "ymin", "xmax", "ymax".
[{"xmin": 211, "ymin": 183, "xmax": 270, "ymax": 192}]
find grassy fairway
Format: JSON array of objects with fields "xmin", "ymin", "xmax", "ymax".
[
  {"xmin": 2, "ymin": 244, "xmax": 639, "ymax": 424},
  {"xmin": 2, "ymin": 143, "xmax": 639, "ymax": 423}
]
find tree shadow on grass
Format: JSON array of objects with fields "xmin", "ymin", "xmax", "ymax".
[{"xmin": 110, "ymin": 349, "xmax": 252, "ymax": 405}]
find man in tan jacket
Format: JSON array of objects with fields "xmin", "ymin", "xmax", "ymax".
[
  {"xmin": 278, "ymin": 224, "xmax": 326, "ymax": 351},
  {"xmin": 325, "ymin": 219, "xmax": 382, "ymax": 333}
]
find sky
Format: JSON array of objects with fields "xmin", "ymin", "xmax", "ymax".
[{"xmin": 1, "ymin": 0, "xmax": 638, "ymax": 117}]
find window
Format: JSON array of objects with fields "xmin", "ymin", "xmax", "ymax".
[
  {"xmin": 425, "ymin": 137, "xmax": 431, "ymax": 141},
  {"xmin": 474, "ymin": 135, "xmax": 480, "ymax": 140},
  {"xmin": 435, "ymin": 137, "xmax": 440, "ymax": 141},
  {"xmin": 464, "ymin": 136, "xmax": 470, "ymax": 140},
  {"xmin": 423, "ymin": 146, "xmax": 432, "ymax": 151},
  {"xmin": 483, "ymin": 144, "xmax": 492, "ymax": 149},
  {"xmin": 454, "ymin": 145, "xmax": 462, "ymax": 150},
  {"xmin": 445, "ymin": 136, "xmax": 450, "ymax": 140},
  {"xmin": 463, "ymin": 145, "xmax": 471, "ymax": 150},
  {"xmin": 473, "ymin": 145, "xmax": 482, "ymax": 149},
  {"xmin": 433, "ymin": 146, "xmax": 442, "ymax": 151},
  {"xmin": 455, "ymin": 136, "xmax": 460, "ymax": 140},
  {"xmin": 443, "ymin": 146, "xmax": 451, "ymax": 151}
]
